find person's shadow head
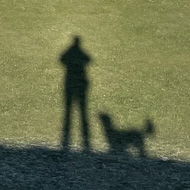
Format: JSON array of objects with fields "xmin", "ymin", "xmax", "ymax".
[{"xmin": 73, "ymin": 35, "xmax": 80, "ymax": 45}]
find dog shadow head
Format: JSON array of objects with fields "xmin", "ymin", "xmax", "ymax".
[{"xmin": 144, "ymin": 119, "xmax": 155, "ymax": 135}]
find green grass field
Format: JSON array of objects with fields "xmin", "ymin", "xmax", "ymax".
[{"xmin": 1, "ymin": 0, "xmax": 190, "ymax": 162}]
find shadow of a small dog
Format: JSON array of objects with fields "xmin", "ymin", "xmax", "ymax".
[{"xmin": 99, "ymin": 113, "xmax": 155, "ymax": 157}]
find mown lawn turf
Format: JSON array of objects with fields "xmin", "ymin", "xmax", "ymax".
[{"xmin": 0, "ymin": 0, "xmax": 190, "ymax": 161}]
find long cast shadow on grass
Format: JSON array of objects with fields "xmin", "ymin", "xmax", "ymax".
[{"xmin": 0, "ymin": 145, "xmax": 189, "ymax": 189}]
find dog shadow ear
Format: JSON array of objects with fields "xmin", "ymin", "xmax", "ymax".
[{"xmin": 144, "ymin": 119, "xmax": 155, "ymax": 136}]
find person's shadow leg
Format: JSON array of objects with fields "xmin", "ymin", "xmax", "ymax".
[
  {"xmin": 79, "ymin": 93, "xmax": 89, "ymax": 149},
  {"xmin": 62, "ymin": 93, "xmax": 72, "ymax": 148}
]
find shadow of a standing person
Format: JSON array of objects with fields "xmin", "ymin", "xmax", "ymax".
[{"xmin": 60, "ymin": 36, "xmax": 91, "ymax": 150}]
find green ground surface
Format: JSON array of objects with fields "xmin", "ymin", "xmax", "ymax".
[{"xmin": 0, "ymin": 0, "xmax": 190, "ymax": 161}]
